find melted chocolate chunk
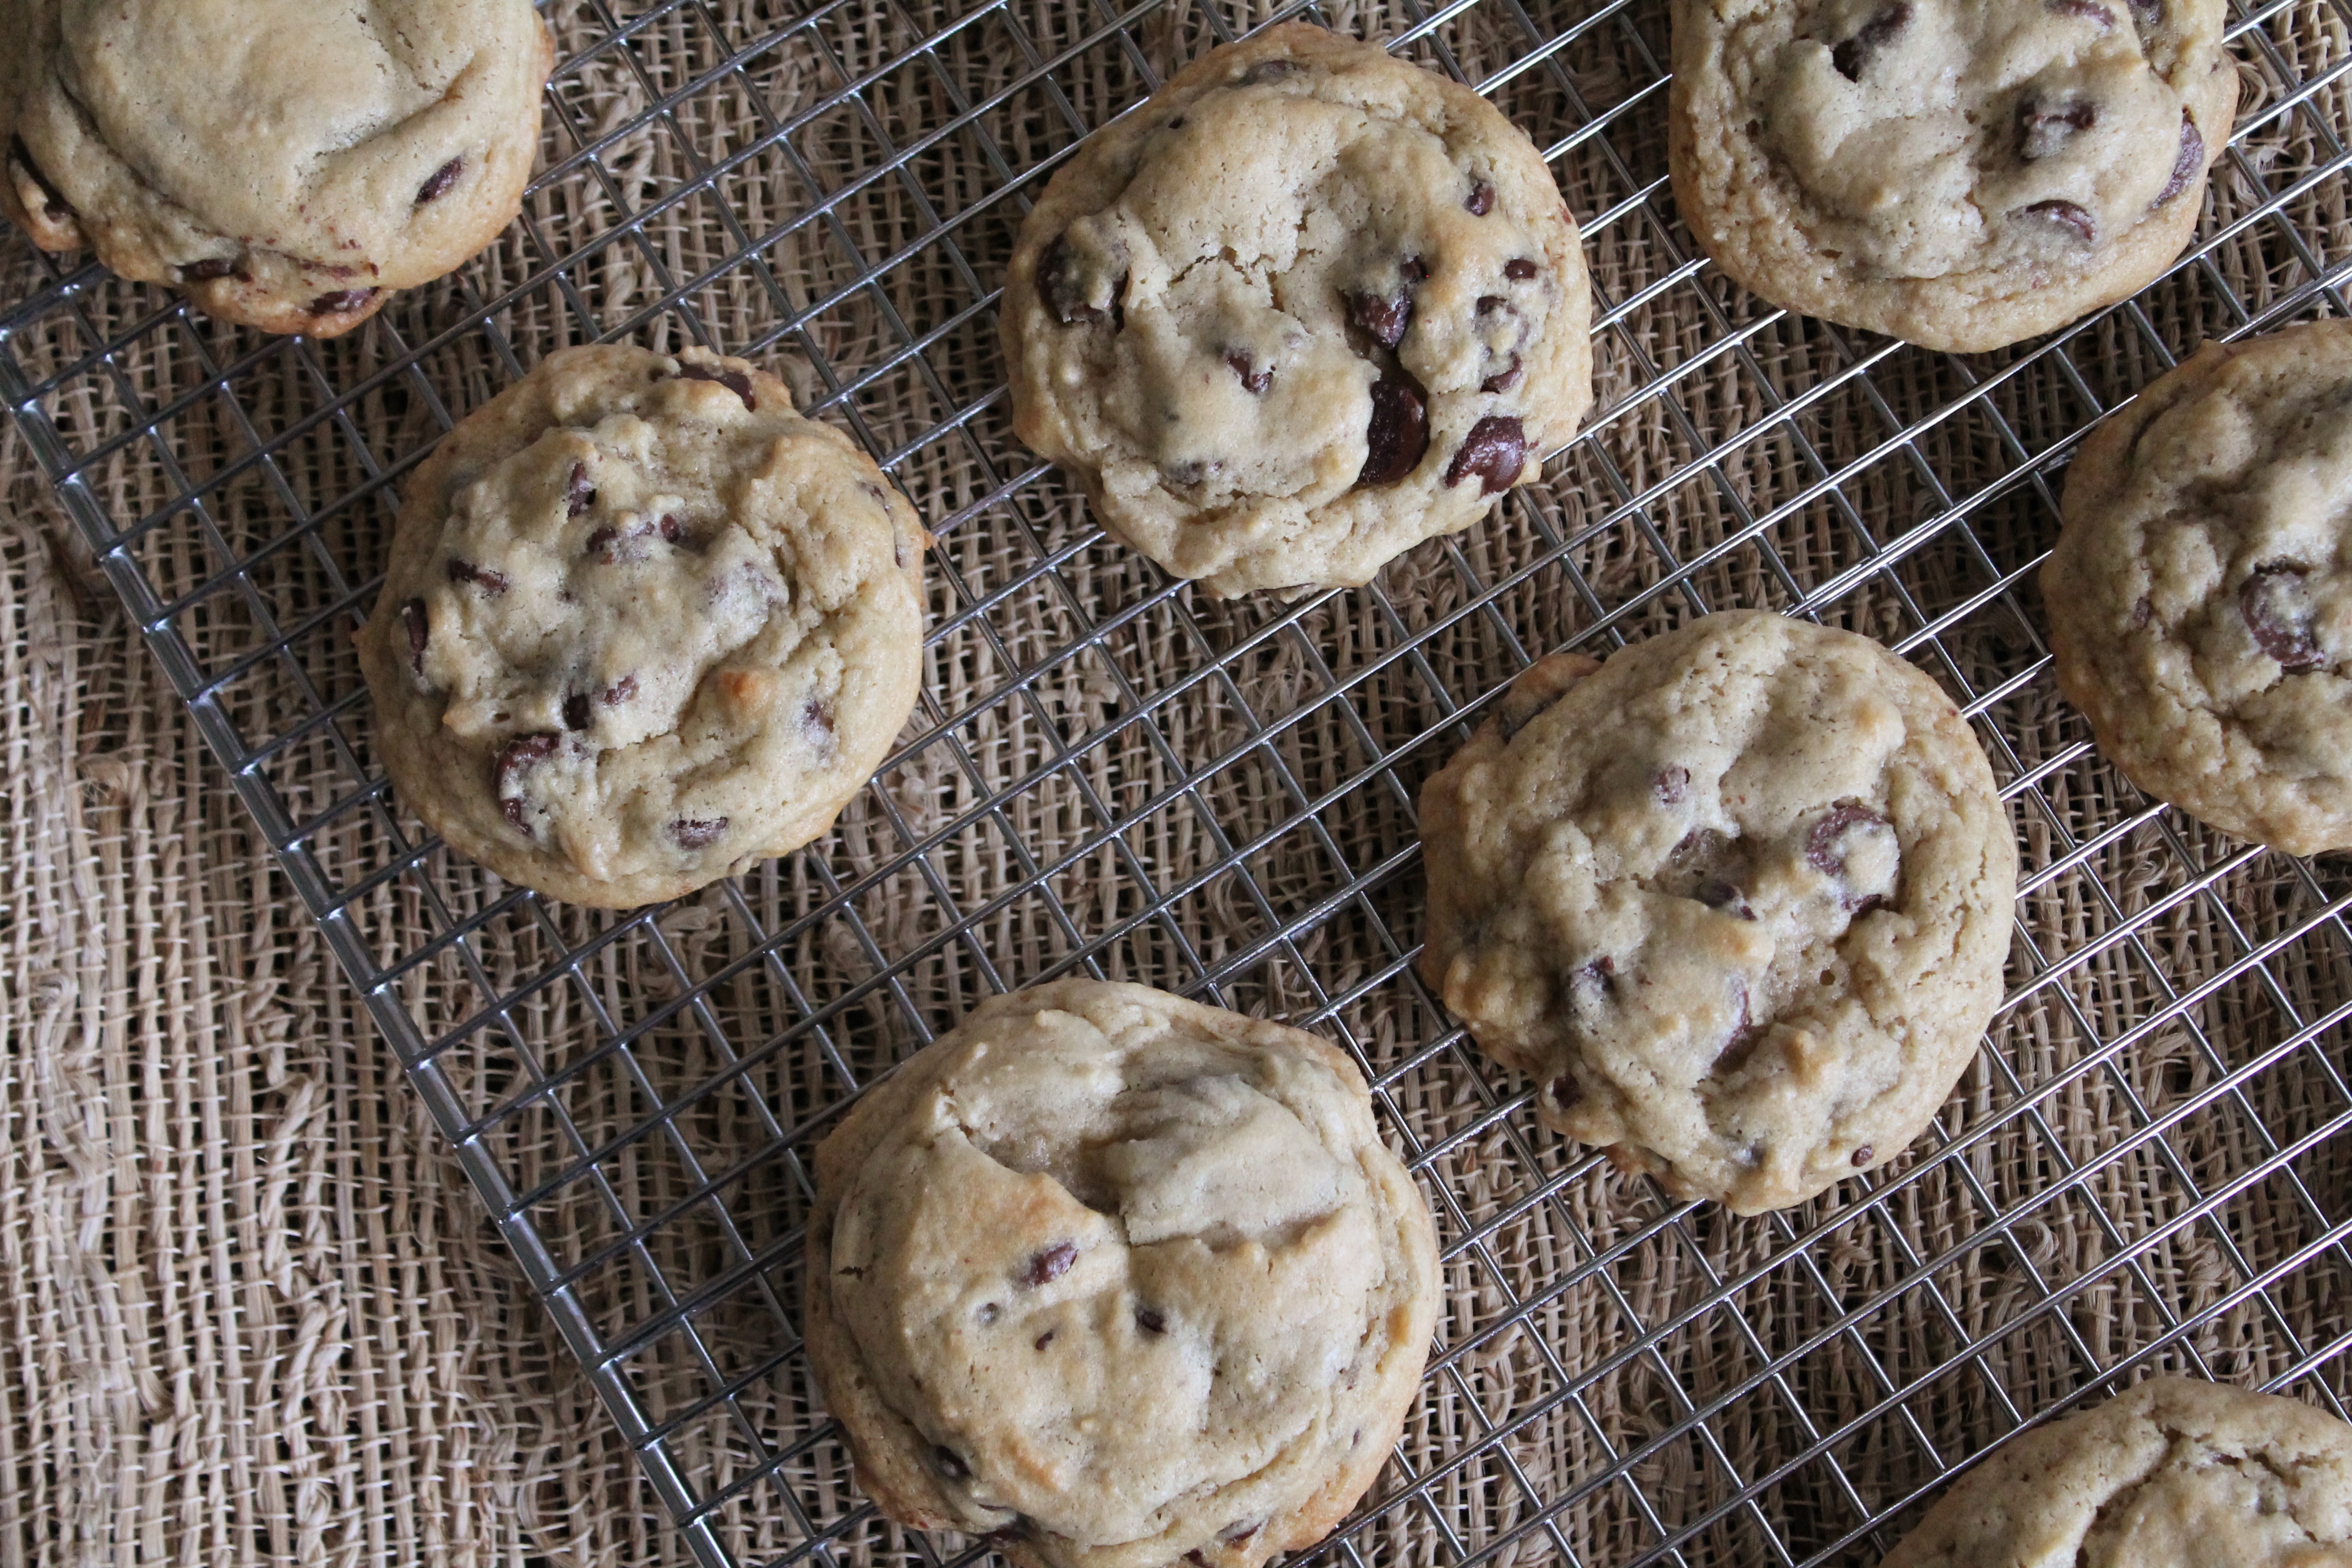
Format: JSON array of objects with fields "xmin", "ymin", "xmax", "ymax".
[
  {"xmin": 1444, "ymin": 415, "xmax": 1527, "ymax": 495},
  {"xmin": 674, "ymin": 361, "xmax": 758, "ymax": 411},
  {"xmin": 1548, "ymin": 1074, "xmax": 1581, "ymax": 1112},
  {"xmin": 658, "ymin": 513, "xmax": 684, "ymax": 543},
  {"xmin": 669, "ymin": 816, "xmax": 729, "ymax": 850},
  {"xmin": 1698, "ymin": 878, "xmax": 1756, "ymax": 921},
  {"xmin": 2241, "ymin": 563, "xmax": 2324, "ymax": 669},
  {"xmin": 2018, "ymin": 200, "xmax": 2097, "ymax": 242},
  {"xmin": 2044, "ymin": 0, "xmax": 2115, "ymax": 23},
  {"xmin": 1135, "ymin": 1306, "xmax": 1168, "ymax": 1335},
  {"xmin": 494, "ymin": 733, "xmax": 559, "ymax": 833},
  {"xmin": 447, "ymin": 559, "xmax": 509, "ymax": 594},
  {"xmin": 401, "ymin": 598, "xmax": 429, "ymax": 674},
  {"xmin": 1358, "ymin": 378, "xmax": 1429, "ymax": 486},
  {"xmin": 1023, "ymin": 1242, "xmax": 1078, "ymax": 1286},
  {"xmin": 416, "ymin": 156, "xmax": 464, "ymax": 205},
  {"xmin": 1038, "ymin": 235, "xmax": 1126, "ymax": 327},
  {"xmin": 603, "ymin": 674, "xmax": 639, "ymax": 706},
  {"xmin": 1713, "ymin": 981, "xmax": 1765, "ymax": 1075},
  {"xmin": 1481, "ymin": 354, "xmax": 1524, "ymax": 394},
  {"xmin": 1225, "ymin": 350, "xmax": 1273, "ymax": 395},
  {"xmin": 1805, "ymin": 802, "xmax": 1891, "ymax": 874},
  {"xmin": 1033, "ymin": 1330, "xmax": 1055, "ymax": 1351},
  {"xmin": 567, "ymin": 461, "xmax": 596, "ymax": 519},
  {"xmin": 932, "ymin": 1446, "xmax": 970, "ymax": 1482},
  {"xmin": 1504, "ymin": 257, "xmax": 1539, "ymax": 281},
  {"xmin": 1832, "ymin": 2, "xmax": 1913, "ymax": 80},
  {"xmin": 1466, "ymin": 180, "xmax": 1496, "ymax": 216},
  {"xmin": 1656, "ymin": 764, "xmax": 1690, "ymax": 803},
  {"xmin": 181, "ymin": 258, "xmax": 238, "ymax": 282},
  {"xmin": 1477, "ymin": 293, "xmax": 1510, "ymax": 318},
  {"xmin": 2155, "ymin": 111, "xmax": 2204, "ymax": 205},
  {"xmin": 1347, "ymin": 285, "xmax": 1415, "ymax": 350},
  {"xmin": 1851, "ymin": 1145, "xmax": 1875, "ymax": 1167},
  {"xmin": 311, "ymin": 288, "xmax": 379, "ymax": 316},
  {"xmin": 2018, "ymin": 95, "xmax": 2097, "ymax": 161},
  {"xmin": 563, "ymin": 692, "xmax": 592, "ymax": 731}
]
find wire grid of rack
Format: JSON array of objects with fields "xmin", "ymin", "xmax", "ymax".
[{"xmin": 6, "ymin": 0, "xmax": 2352, "ymax": 1563}]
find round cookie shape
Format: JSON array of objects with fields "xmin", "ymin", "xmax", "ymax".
[
  {"xmin": 1668, "ymin": 0, "xmax": 2236, "ymax": 352},
  {"xmin": 804, "ymin": 979, "xmax": 1440, "ymax": 1568},
  {"xmin": 357, "ymin": 344, "xmax": 928, "ymax": 909},
  {"xmin": 2046, "ymin": 321, "xmax": 2352, "ymax": 856},
  {"xmin": 1000, "ymin": 22, "xmax": 1593, "ymax": 597},
  {"xmin": 1, "ymin": 0, "xmax": 553, "ymax": 337},
  {"xmin": 1417, "ymin": 611, "xmax": 2017, "ymax": 1213},
  {"xmin": 1879, "ymin": 1376, "xmax": 2352, "ymax": 1567}
]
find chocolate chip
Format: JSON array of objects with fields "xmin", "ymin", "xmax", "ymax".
[
  {"xmin": 1358, "ymin": 378, "xmax": 1429, "ymax": 487},
  {"xmin": 180, "ymin": 258, "xmax": 238, "ymax": 282},
  {"xmin": 447, "ymin": 559, "xmax": 509, "ymax": 594},
  {"xmin": 669, "ymin": 816, "xmax": 729, "ymax": 850},
  {"xmin": 1444, "ymin": 415, "xmax": 1527, "ymax": 495},
  {"xmin": 566, "ymin": 461, "xmax": 596, "ymax": 519},
  {"xmin": 1166, "ymin": 116, "xmax": 1186, "ymax": 130},
  {"xmin": 2044, "ymin": 0, "xmax": 2115, "ymax": 23},
  {"xmin": 311, "ymin": 288, "xmax": 379, "ymax": 315},
  {"xmin": 658, "ymin": 514, "xmax": 684, "ymax": 543},
  {"xmin": 563, "ymin": 692, "xmax": 591, "ymax": 731},
  {"xmin": 1832, "ymin": 2, "xmax": 1912, "ymax": 79},
  {"xmin": 1034, "ymin": 1330, "xmax": 1056, "ymax": 1351},
  {"xmin": 674, "ymin": 361, "xmax": 758, "ymax": 411},
  {"xmin": 1504, "ymin": 257, "xmax": 1539, "ymax": 281},
  {"xmin": 2018, "ymin": 200, "xmax": 2096, "ymax": 243},
  {"xmin": 1698, "ymin": 878, "xmax": 1756, "ymax": 921},
  {"xmin": 2131, "ymin": 595, "xmax": 2153, "ymax": 628},
  {"xmin": 1038, "ymin": 235, "xmax": 1126, "ymax": 327},
  {"xmin": 2018, "ymin": 95, "xmax": 2097, "ymax": 162},
  {"xmin": 2241, "ymin": 563, "xmax": 2325, "ymax": 669},
  {"xmin": 1024, "ymin": 1242, "xmax": 1078, "ymax": 1286},
  {"xmin": 401, "ymin": 598, "xmax": 429, "ymax": 674},
  {"xmin": 2155, "ymin": 111, "xmax": 2204, "ymax": 206},
  {"xmin": 1713, "ymin": 981, "xmax": 1763, "ymax": 1075},
  {"xmin": 416, "ymin": 156, "xmax": 464, "ymax": 205},
  {"xmin": 494, "ymin": 733, "xmax": 559, "ymax": 833},
  {"xmin": 1346, "ymin": 286, "xmax": 1415, "ymax": 350},
  {"xmin": 1477, "ymin": 294, "xmax": 1509, "ymax": 317},
  {"xmin": 603, "ymin": 674, "xmax": 639, "ymax": 706},
  {"xmin": 1225, "ymin": 350, "xmax": 1272, "ymax": 395},
  {"xmin": 977, "ymin": 1302, "xmax": 1000, "ymax": 1325},
  {"xmin": 9, "ymin": 137, "xmax": 71, "ymax": 221},
  {"xmin": 1656, "ymin": 765, "xmax": 1690, "ymax": 803},
  {"xmin": 1466, "ymin": 180, "xmax": 1495, "ymax": 216},
  {"xmin": 1135, "ymin": 1307, "xmax": 1168, "ymax": 1335},
  {"xmin": 1806, "ymin": 803, "xmax": 1891, "ymax": 874},
  {"xmin": 1852, "ymin": 1145, "xmax": 1875, "ymax": 1167},
  {"xmin": 1548, "ymin": 1074, "xmax": 1581, "ymax": 1110},
  {"xmin": 932, "ymin": 1446, "xmax": 970, "ymax": 1482},
  {"xmin": 1480, "ymin": 354, "xmax": 1524, "ymax": 394}
]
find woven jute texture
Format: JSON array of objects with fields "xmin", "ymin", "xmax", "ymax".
[{"xmin": 4, "ymin": 1, "xmax": 2352, "ymax": 1565}]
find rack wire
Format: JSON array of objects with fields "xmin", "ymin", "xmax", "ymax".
[{"xmin": 5, "ymin": 0, "xmax": 2351, "ymax": 1563}]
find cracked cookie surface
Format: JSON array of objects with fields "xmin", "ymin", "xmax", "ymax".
[
  {"xmin": 804, "ymin": 978, "xmax": 1439, "ymax": 1568},
  {"xmin": 1880, "ymin": 1376, "xmax": 2352, "ymax": 1568},
  {"xmin": 2046, "ymin": 320, "xmax": 2352, "ymax": 856},
  {"xmin": 1000, "ymin": 22, "xmax": 1593, "ymax": 596},
  {"xmin": 0, "ymin": 0, "xmax": 552, "ymax": 335},
  {"xmin": 358, "ymin": 344, "xmax": 927, "ymax": 908},
  {"xmin": 1669, "ymin": 0, "xmax": 2236, "ymax": 350},
  {"xmin": 1417, "ymin": 611, "xmax": 2016, "ymax": 1213}
]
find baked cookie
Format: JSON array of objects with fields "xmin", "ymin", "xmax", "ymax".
[
  {"xmin": 1879, "ymin": 1376, "xmax": 2352, "ymax": 1567},
  {"xmin": 0, "ymin": 0, "xmax": 552, "ymax": 337},
  {"xmin": 357, "ymin": 344, "xmax": 927, "ymax": 909},
  {"xmin": 2046, "ymin": 321, "xmax": 2352, "ymax": 856},
  {"xmin": 804, "ymin": 979, "xmax": 1439, "ymax": 1568},
  {"xmin": 1001, "ymin": 23, "xmax": 1593, "ymax": 597},
  {"xmin": 1417, "ymin": 611, "xmax": 2017, "ymax": 1213},
  {"xmin": 1669, "ymin": 0, "xmax": 2236, "ymax": 352}
]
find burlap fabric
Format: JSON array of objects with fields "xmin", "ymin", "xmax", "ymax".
[{"xmin": 5, "ymin": 1, "xmax": 2352, "ymax": 1565}]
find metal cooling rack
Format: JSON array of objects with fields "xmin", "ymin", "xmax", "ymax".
[{"xmin": 6, "ymin": 0, "xmax": 2352, "ymax": 1564}]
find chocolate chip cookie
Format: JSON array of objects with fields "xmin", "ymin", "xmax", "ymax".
[
  {"xmin": 357, "ymin": 344, "xmax": 928, "ymax": 909},
  {"xmin": 804, "ymin": 978, "xmax": 1439, "ymax": 1568},
  {"xmin": 1879, "ymin": 1377, "xmax": 2352, "ymax": 1568},
  {"xmin": 1669, "ymin": 0, "xmax": 2237, "ymax": 352},
  {"xmin": 2045, "ymin": 321, "xmax": 2352, "ymax": 856},
  {"xmin": 1001, "ymin": 23, "xmax": 1593, "ymax": 597},
  {"xmin": 1418, "ymin": 611, "xmax": 2017, "ymax": 1213},
  {"xmin": 1, "ymin": 0, "xmax": 552, "ymax": 336}
]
